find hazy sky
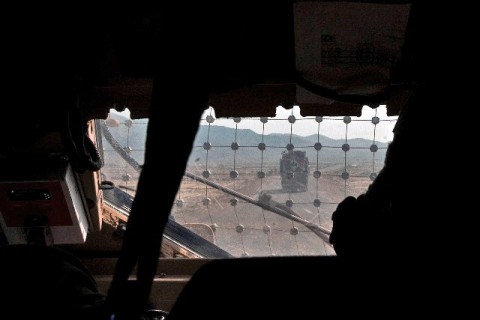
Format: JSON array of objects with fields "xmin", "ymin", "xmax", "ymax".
[
  {"xmin": 201, "ymin": 105, "xmax": 398, "ymax": 143},
  {"xmin": 110, "ymin": 105, "xmax": 398, "ymax": 143}
]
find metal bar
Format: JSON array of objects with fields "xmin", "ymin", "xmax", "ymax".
[
  {"xmin": 184, "ymin": 172, "xmax": 332, "ymax": 244},
  {"xmin": 101, "ymin": 117, "xmax": 332, "ymax": 245}
]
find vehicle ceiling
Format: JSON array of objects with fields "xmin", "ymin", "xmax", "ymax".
[{"xmin": 2, "ymin": 1, "xmax": 436, "ymax": 135}]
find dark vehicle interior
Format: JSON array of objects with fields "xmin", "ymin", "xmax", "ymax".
[{"xmin": 0, "ymin": 1, "xmax": 470, "ymax": 319}]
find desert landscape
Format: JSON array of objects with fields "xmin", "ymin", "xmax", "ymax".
[{"xmin": 100, "ymin": 117, "xmax": 389, "ymax": 257}]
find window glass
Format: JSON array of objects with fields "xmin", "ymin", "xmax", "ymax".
[{"xmin": 99, "ymin": 106, "xmax": 397, "ymax": 257}]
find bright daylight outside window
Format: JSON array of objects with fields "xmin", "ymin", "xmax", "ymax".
[{"xmin": 98, "ymin": 105, "xmax": 397, "ymax": 257}]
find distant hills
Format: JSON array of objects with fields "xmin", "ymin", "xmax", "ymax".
[
  {"xmin": 101, "ymin": 113, "xmax": 389, "ymax": 168},
  {"xmin": 188, "ymin": 125, "xmax": 388, "ymax": 166}
]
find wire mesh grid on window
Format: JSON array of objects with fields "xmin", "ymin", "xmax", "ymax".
[
  {"xmin": 100, "ymin": 106, "xmax": 397, "ymax": 258},
  {"xmin": 101, "ymin": 115, "xmax": 147, "ymax": 197}
]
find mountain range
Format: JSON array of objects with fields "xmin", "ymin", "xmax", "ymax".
[
  {"xmin": 188, "ymin": 125, "xmax": 388, "ymax": 166},
  {"xmin": 101, "ymin": 113, "xmax": 389, "ymax": 168}
]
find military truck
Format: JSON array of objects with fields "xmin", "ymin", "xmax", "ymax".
[{"xmin": 280, "ymin": 150, "xmax": 310, "ymax": 192}]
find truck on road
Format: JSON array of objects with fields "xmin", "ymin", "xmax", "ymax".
[{"xmin": 280, "ymin": 150, "xmax": 310, "ymax": 192}]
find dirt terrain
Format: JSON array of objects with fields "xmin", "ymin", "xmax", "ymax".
[
  {"xmin": 167, "ymin": 163, "xmax": 379, "ymax": 257},
  {"xmin": 102, "ymin": 143, "xmax": 382, "ymax": 257}
]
